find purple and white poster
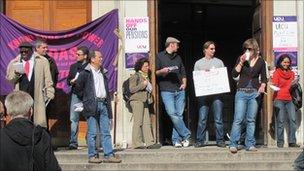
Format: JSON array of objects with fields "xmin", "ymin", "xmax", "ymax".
[
  {"xmin": 125, "ymin": 53, "xmax": 149, "ymax": 69},
  {"xmin": 0, "ymin": 10, "xmax": 119, "ymax": 95},
  {"xmin": 272, "ymin": 16, "xmax": 298, "ymax": 75},
  {"xmin": 273, "ymin": 16, "xmax": 298, "ymax": 51},
  {"xmin": 274, "ymin": 51, "xmax": 297, "ymax": 67}
]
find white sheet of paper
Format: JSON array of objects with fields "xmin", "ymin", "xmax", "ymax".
[
  {"xmin": 269, "ymin": 85, "xmax": 280, "ymax": 91},
  {"xmin": 13, "ymin": 62, "xmax": 25, "ymax": 74},
  {"xmin": 74, "ymin": 102, "xmax": 83, "ymax": 112},
  {"xmin": 74, "ymin": 72, "xmax": 79, "ymax": 80},
  {"xmin": 193, "ymin": 67, "xmax": 230, "ymax": 97}
]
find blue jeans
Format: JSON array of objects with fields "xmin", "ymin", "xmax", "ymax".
[
  {"xmin": 69, "ymin": 93, "xmax": 81, "ymax": 147},
  {"xmin": 196, "ymin": 96, "xmax": 224, "ymax": 144},
  {"xmin": 161, "ymin": 90, "xmax": 191, "ymax": 144},
  {"xmin": 86, "ymin": 101, "xmax": 113, "ymax": 158},
  {"xmin": 230, "ymin": 91, "xmax": 259, "ymax": 149},
  {"xmin": 273, "ymin": 100, "xmax": 297, "ymax": 145}
]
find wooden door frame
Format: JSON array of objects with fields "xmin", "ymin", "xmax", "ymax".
[
  {"xmin": 147, "ymin": 0, "xmax": 160, "ymax": 143},
  {"xmin": 148, "ymin": 0, "xmax": 273, "ymax": 145},
  {"xmin": 261, "ymin": 0, "xmax": 274, "ymax": 146}
]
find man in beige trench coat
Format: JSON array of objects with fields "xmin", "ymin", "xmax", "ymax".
[{"xmin": 6, "ymin": 42, "xmax": 54, "ymax": 128}]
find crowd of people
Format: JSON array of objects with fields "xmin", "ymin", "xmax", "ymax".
[
  {"xmin": 148, "ymin": 37, "xmax": 301, "ymax": 152},
  {"xmin": 0, "ymin": 36, "xmax": 302, "ymax": 169}
]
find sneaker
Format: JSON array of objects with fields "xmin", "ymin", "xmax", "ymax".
[
  {"xmin": 88, "ymin": 156, "xmax": 102, "ymax": 163},
  {"xmin": 237, "ymin": 144, "xmax": 245, "ymax": 150},
  {"xmin": 96, "ymin": 147, "xmax": 103, "ymax": 152},
  {"xmin": 68, "ymin": 145, "xmax": 78, "ymax": 150},
  {"xmin": 277, "ymin": 143, "xmax": 284, "ymax": 148},
  {"xmin": 147, "ymin": 143, "xmax": 162, "ymax": 149},
  {"xmin": 229, "ymin": 147, "xmax": 237, "ymax": 154},
  {"xmin": 217, "ymin": 141, "xmax": 226, "ymax": 148},
  {"xmin": 289, "ymin": 143, "xmax": 300, "ymax": 148},
  {"xmin": 248, "ymin": 146, "xmax": 258, "ymax": 151},
  {"xmin": 134, "ymin": 146, "xmax": 146, "ymax": 149},
  {"xmin": 181, "ymin": 139, "xmax": 190, "ymax": 147},
  {"xmin": 194, "ymin": 142, "xmax": 205, "ymax": 148},
  {"xmin": 103, "ymin": 155, "xmax": 122, "ymax": 163},
  {"xmin": 174, "ymin": 142, "xmax": 182, "ymax": 148}
]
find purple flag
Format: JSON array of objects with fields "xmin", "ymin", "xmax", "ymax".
[{"xmin": 0, "ymin": 9, "xmax": 118, "ymax": 95}]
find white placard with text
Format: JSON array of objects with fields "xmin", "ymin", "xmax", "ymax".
[{"xmin": 193, "ymin": 67, "xmax": 230, "ymax": 97}]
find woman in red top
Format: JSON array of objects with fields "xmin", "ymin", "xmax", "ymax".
[{"xmin": 272, "ymin": 54, "xmax": 299, "ymax": 148}]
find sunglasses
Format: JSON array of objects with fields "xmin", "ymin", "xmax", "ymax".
[
  {"xmin": 76, "ymin": 53, "xmax": 84, "ymax": 56},
  {"xmin": 245, "ymin": 47, "xmax": 253, "ymax": 51},
  {"xmin": 20, "ymin": 50, "xmax": 29, "ymax": 54}
]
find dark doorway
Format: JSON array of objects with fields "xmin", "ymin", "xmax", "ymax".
[{"xmin": 158, "ymin": 0, "xmax": 264, "ymax": 145}]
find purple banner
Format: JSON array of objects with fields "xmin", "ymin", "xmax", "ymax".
[{"xmin": 0, "ymin": 9, "xmax": 118, "ymax": 95}]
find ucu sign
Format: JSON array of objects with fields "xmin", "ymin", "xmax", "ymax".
[{"xmin": 273, "ymin": 16, "xmax": 285, "ymax": 22}]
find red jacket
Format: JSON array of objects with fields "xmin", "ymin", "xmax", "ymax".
[{"xmin": 272, "ymin": 68, "xmax": 295, "ymax": 101}]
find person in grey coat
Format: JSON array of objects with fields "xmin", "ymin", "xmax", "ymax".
[{"xmin": 129, "ymin": 58, "xmax": 161, "ymax": 149}]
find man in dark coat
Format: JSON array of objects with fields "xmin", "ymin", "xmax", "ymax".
[
  {"xmin": 0, "ymin": 91, "xmax": 61, "ymax": 171},
  {"xmin": 75, "ymin": 50, "xmax": 121, "ymax": 163},
  {"xmin": 66, "ymin": 46, "xmax": 89, "ymax": 149}
]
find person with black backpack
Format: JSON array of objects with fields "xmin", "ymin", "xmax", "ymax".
[
  {"xmin": 272, "ymin": 54, "xmax": 300, "ymax": 148},
  {"xmin": 128, "ymin": 58, "xmax": 161, "ymax": 149}
]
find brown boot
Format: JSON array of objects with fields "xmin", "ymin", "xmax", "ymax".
[
  {"xmin": 88, "ymin": 156, "xmax": 102, "ymax": 163},
  {"xmin": 103, "ymin": 155, "xmax": 122, "ymax": 163}
]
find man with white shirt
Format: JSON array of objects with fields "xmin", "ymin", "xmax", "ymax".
[
  {"xmin": 6, "ymin": 41, "xmax": 54, "ymax": 128},
  {"xmin": 193, "ymin": 41, "xmax": 225, "ymax": 148},
  {"xmin": 75, "ymin": 50, "xmax": 121, "ymax": 163}
]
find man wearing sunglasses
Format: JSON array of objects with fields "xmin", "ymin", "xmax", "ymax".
[
  {"xmin": 6, "ymin": 41, "xmax": 55, "ymax": 129},
  {"xmin": 66, "ymin": 46, "xmax": 89, "ymax": 150}
]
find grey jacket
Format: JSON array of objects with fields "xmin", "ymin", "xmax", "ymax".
[{"xmin": 129, "ymin": 73, "xmax": 153, "ymax": 104}]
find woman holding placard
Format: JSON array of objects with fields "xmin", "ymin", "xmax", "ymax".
[{"xmin": 193, "ymin": 41, "xmax": 226, "ymax": 148}]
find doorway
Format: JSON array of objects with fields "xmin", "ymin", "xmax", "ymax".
[{"xmin": 157, "ymin": 0, "xmax": 265, "ymax": 145}]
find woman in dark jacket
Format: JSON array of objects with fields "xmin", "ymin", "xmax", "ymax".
[
  {"xmin": 129, "ymin": 58, "xmax": 161, "ymax": 149},
  {"xmin": 229, "ymin": 38, "xmax": 267, "ymax": 153},
  {"xmin": 272, "ymin": 54, "xmax": 299, "ymax": 148}
]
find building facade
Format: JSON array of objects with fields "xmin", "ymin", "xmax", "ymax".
[{"xmin": 1, "ymin": 0, "xmax": 303, "ymax": 147}]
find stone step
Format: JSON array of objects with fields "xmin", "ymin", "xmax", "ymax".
[
  {"xmin": 59, "ymin": 161, "xmax": 294, "ymax": 170},
  {"xmin": 55, "ymin": 147, "xmax": 302, "ymax": 163},
  {"xmin": 56, "ymin": 150, "xmax": 300, "ymax": 163},
  {"xmin": 55, "ymin": 146, "xmax": 302, "ymax": 170}
]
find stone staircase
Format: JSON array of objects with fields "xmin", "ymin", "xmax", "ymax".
[{"xmin": 55, "ymin": 146, "xmax": 302, "ymax": 170}]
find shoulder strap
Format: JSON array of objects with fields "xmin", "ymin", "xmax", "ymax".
[
  {"xmin": 29, "ymin": 126, "xmax": 36, "ymax": 171},
  {"xmin": 136, "ymin": 73, "xmax": 140, "ymax": 84}
]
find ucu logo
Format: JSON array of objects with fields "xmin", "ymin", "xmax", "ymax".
[{"xmin": 274, "ymin": 16, "xmax": 285, "ymax": 22}]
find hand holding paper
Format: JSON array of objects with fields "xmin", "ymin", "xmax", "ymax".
[
  {"xmin": 13, "ymin": 62, "xmax": 25, "ymax": 74},
  {"xmin": 270, "ymin": 85, "xmax": 280, "ymax": 91},
  {"xmin": 74, "ymin": 102, "xmax": 84, "ymax": 112}
]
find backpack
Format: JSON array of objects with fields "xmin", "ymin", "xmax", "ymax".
[
  {"xmin": 122, "ymin": 78, "xmax": 132, "ymax": 103},
  {"xmin": 122, "ymin": 74, "xmax": 139, "ymax": 112},
  {"xmin": 290, "ymin": 82, "xmax": 303, "ymax": 110}
]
